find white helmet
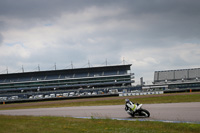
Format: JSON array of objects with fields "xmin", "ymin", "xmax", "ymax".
[{"xmin": 125, "ymin": 99, "xmax": 129, "ymax": 102}]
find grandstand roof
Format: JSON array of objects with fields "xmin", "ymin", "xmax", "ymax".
[{"xmin": 0, "ymin": 64, "xmax": 132, "ymax": 79}]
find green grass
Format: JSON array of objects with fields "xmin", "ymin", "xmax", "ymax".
[
  {"xmin": 0, "ymin": 115, "xmax": 199, "ymax": 133},
  {"xmin": 0, "ymin": 93, "xmax": 200, "ymax": 133},
  {"xmin": 130, "ymin": 93, "xmax": 200, "ymax": 104},
  {"xmin": 1, "ymin": 93, "xmax": 200, "ymax": 110}
]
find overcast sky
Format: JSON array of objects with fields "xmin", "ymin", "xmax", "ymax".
[{"xmin": 0, "ymin": 0, "xmax": 200, "ymax": 84}]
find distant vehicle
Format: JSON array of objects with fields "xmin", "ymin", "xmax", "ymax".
[
  {"xmin": 34, "ymin": 95, "xmax": 43, "ymax": 99},
  {"xmin": 92, "ymin": 92, "xmax": 97, "ymax": 95},
  {"xmin": 109, "ymin": 89, "xmax": 118, "ymax": 94},
  {"xmin": 98, "ymin": 91, "xmax": 103, "ymax": 94},
  {"xmin": 44, "ymin": 95, "xmax": 49, "ymax": 98},
  {"xmin": 75, "ymin": 92, "xmax": 80, "ymax": 96},
  {"xmin": 29, "ymin": 96, "xmax": 34, "ymax": 99},
  {"xmin": 50, "ymin": 94, "xmax": 55, "ymax": 98},
  {"xmin": 80, "ymin": 93, "xmax": 85, "ymax": 96},
  {"xmin": 69, "ymin": 92, "xmax": 75, "ymax": 97},
  {"xmin": 0, "ymin": 97, "xmax": 7, "ymax": 101},
  {"xmin": 63, "ymin": 93, "xmax": 68, "ymax": 97},
  {"xmin": 56, "ymin": 94, "xmax": 63, "ymax": 97},
  {"xmin": 10, "ymin": 96, "xmax": 18, "ymax": 100}
]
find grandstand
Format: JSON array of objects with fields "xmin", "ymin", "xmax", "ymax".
[
  {"xmin": 0, "ymin": 64, "xmax": 135, "ymax": 102},
  {"xmin": 153, "ymin": 68, "xmax": 200, "ymax": 90}
]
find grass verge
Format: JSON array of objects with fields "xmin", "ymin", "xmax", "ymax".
[
  {"xmin": 0, "ymin": 92, "xmax": 200, "ymax": 110},
  {"xmin": 0, "ymin": 115, "xmax": 200, "ymax": 133}
]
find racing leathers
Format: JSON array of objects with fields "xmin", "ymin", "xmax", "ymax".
[{"xmin": 125, "ymin": 100, "xmax": 138, "ymax": 113}]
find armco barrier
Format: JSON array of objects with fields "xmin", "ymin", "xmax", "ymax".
[
  {"xmin": 164, "ymin": 88, "xmax": 200, "ymax": 93},
  {"xmin": 119, "ymin": 88, "xmax": 200, "ymax": 97}
]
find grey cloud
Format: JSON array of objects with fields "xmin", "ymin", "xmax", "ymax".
[
  {"xmin": 0, "ymin": 0, "xmax": 117, "ymax": 30},
  {"xmin": 73, "ymin": 0, "xmax": 200, "ymax": 49},
  {"xmin": 0, "ymin": 21, "xmax": 5, "ymax": 45},
  {"xmin": 0, "ymin": 21, "xmax": 6, "ymax": 30},
  {"xmin": 1, "ymin": 0, "xmax": 200, "ymax": 40},
  {"xmin": 1, "ymin": 0, "xmax": 200, "ymax": 81},
  {"xmin": 117, "ymin": 1, "xmax": 200, "ymax": 45},
  {"xmin": 0, "ymin": 0, "xmax": 115, "ymax": 19},
  {"xmin": 124, "ymin": 0, "xmax": 200, "ymax": 16},
  {"xmin": 0, "ymin": 34, "xmax": 3, "ymax": 45}
]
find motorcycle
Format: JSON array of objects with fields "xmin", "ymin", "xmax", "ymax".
[{"xmin": 125, "ymin": 101, "xmax": 150, "ymax": 117}]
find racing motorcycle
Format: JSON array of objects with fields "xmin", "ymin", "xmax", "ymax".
[{"xmin": 125, "ymin": 99, "xmax": 150, "ymax": 117}]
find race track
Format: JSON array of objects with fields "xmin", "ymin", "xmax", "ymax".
[{"xmin": 0, "ymin": 102, "xmax": 200, "ymax": 123}]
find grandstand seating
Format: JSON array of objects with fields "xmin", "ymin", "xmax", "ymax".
[
  {"xmin": 0, "ymin": 69, "xmax": 129, "ymax": 84},
  {"xmin": 0, "ymin": 64, "xmax": 134, "ymax": 101}
]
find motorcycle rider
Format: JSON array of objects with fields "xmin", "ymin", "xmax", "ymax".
[
  {"xmin": 125, "ymin": 99, "xmax": 150, "ymax": 117},
  {"xmin": 125, "ymin": 99, "xmax": 139, "ymax": 113}
]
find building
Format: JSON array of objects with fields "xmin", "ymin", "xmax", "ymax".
[
  {"xmin": 0, "ymin": 64, "xmax": 135, "ymax": 102},
  {"xmin": 153, "ymin": 68, "xmax": 200, "ymax": 90}
]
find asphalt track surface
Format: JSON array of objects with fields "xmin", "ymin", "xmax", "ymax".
[{"xmin": 0, "ymin": 102, "xmax": 200, "ymax": 123}]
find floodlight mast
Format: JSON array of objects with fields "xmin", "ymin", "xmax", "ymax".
[
  {"xmin": 88, "ymin": 60, "xmax": 90, "ymax": 68},
  {"xmin": 6, "ymin": 66, "xmax": 8, "ymax": 74},
  {"xmin": 38, "ymin": 64, "xmax": 40, "ymax": 71},
  {"xmin": 54, "ymin": 63, "xmax": 56, "ymax": 70},
  {"xmin": 22, "ymin": 65, "xmax": 24, "ymax": 73},
  {"xmin": 123, "ymin": 57, "xmax": 125, "ymax": 65},
  {"xmin": 71, "ymin": 61, "xmax": 73, "ymax": 69}
]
